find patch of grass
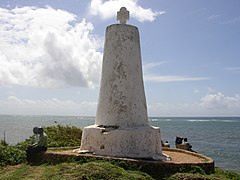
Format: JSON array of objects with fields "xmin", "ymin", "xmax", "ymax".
[
  {"xmin": 41, "ymin": 164, "xmax": 63, "ymax": 180},
  {"xmin": 75, "ymin": 162, "xmax": 153, "ymax": 179},
  {"xmin": 0, "ymin": 162, "xmax": 154, "ymax": 179},
  {"xmin": 207, "ymin": 167, "xmax": 240, "ymax": 180},
  {"xmin": 0, "ymin": 165, "xmax": 30, "ymax": 180},
  {"xmin": 8, "ymin": 165, "xmax": 30, "ymax": 180},
  {"xmin": 189, "ymin": 166, "xmax": 206, "ymax": 175},
  {"xmin": 167, "ymin": 167, "xmax": 240, "ymax": 180},
  {"xmin": 168, "ymin": 173, "xmax": 207, "ymax": 180}
]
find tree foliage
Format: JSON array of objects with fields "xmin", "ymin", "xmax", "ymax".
[{"xmin": 44, "ymin": 125, "xmax": 82, "ymax": 147}]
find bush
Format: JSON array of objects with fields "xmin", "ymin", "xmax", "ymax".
[
  {"xmin": 0, "ymin": 140, "xmax": 8, "ymax": 146},
  {"xmin": 16, "ymin": 125, "xmax": 82, "ymax": 149},
  {"xmin": 189, "ymin": 166, "xmax": 206, "ymax": 175},
  {"xmin": 0, "ymin": 125, "xmax": 82, "ymax": 166},
  {"xmin": 16, "ymin": 135, "xmax": 35, "ymax": 151},
  {"xmin": 0, "ymin": 145, "xmax": 26, "ymax": 166},
  {"xmin": 44, "ymin": 125, "xmax": 82, "ymax": 147},
  {"xmin": 225, "ymin": 171, "xmax": 240, "ymax": 179},
  {"xmin": 214, "ymin": 168, "xmax": 240, "ymax": 180}
]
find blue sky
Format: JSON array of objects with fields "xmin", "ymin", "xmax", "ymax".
[{"xmin": 0, "ymin": 0, "xmax": 239, "ymax": 116}]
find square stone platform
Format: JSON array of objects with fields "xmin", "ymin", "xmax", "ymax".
[{"xmin": 42, "ymin": 147, "xmax": 214, "ymax": 179}]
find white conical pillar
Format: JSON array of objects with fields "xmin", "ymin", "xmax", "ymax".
[
  {"xmin": 96, "ymin": 23, "xmax": 148, "ymax": 127},
  {"xmin": 80, "ymin": 7, "xmax": 166, "ymax": 160}
]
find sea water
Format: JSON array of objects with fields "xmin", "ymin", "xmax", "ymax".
[{"xmin": 0, "ymin": 115, "xmax": 239, "ymax": 172}]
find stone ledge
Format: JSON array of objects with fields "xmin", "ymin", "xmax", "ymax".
[{"xmin": 42, "ymin": 147, "xmax": 214, "ymax": 179}]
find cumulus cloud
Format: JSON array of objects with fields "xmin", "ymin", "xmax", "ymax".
[
  {"xmin": 0, "ymin": 6, "xmax": 102, "ymax": 88},
  {"xmin": 201, "ymin": 92, "xmax": 240, "ymax": 110},
  {"xmin": 89, "ymin": 0, "xmax": 165, "ymax": 22},
  {"xmin": 0, "ymin": 96, "xmax": 97, "ymax": 116},
  {"xmin": 1, "ymin": 92, "xmax": 239, "ymax": 116},
  {"xmin": 148, "ymin": 92, "xmax": 240, "ymax": 116}
]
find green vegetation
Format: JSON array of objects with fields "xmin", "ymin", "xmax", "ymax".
[
  {"xmin": 16, "ymin": 125, "xmax": 82, "ymax": 149},
  {"xmin": 0, "ymin": 125, "xmax": 82, "ymax": 166},
  {"xmin": 0, "ymin": 163, "xmax": 239, "ymax": 179},
  {"xmin": 0, "ymin": 140, "xmax": 8, "ymax": 146},
  {"xmin": 44, "ymin": 125, "xmax": 82, "ymax": 147},
  {"xmin": 1, "ymin": 125, "xmax": 240, "ymax": 179},
  {"xmin": 167, "ymin": 167, "xmax": 240, "ymax": 180},
  {"xmin": 0, "ymin": 162, "xmax": 153, "ymax": 180},
  {"xmin": 0, "ymin": 145, "xmax": 26, "ymax": 166}
]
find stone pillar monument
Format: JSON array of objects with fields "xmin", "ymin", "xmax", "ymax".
[{"xmin": 80, "ymin": 7, "xmax": 166, "ymax": 160}]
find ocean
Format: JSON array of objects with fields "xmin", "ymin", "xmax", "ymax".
[{"xmin": 0, "ymin": 115, "xmax": 239, "ymax": 172}]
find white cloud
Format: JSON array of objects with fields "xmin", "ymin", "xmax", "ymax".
[
  {"xmin": 225, "ymin": 67, "xmax": 240, "ymax": 74},
  {"xmin": 144, "ymin": 74, "xmax": 210, "ymax": 83},
  {"xmin": 208, "ymin": 14, "xmax": 220, "ymax": 20},
  {"xmin": 207, "ymin": 87, "xmax": 216, "ymax": 93},
  {"xmin": 0, "ymin": 96, "xmax": 97, "ymax": 116},
  {"xmin": 148, "ymin": 92, "xmax": 240, "ymax": 116},
  {"xmin": 221, "ymin": 16, "xmax": 240, "ymax": 24},
  {"xmin": 148, "ymin": 102, "xmax": 202, "ymax": 117},
  {"xmin": 89, "ymin": 0, "xmax": 165, "ymax": 22},
  {"xmin": 143, "ymin": 61, "xmax": 167, "ymax": 71},
  {"xmin": 201, "ymin": 92, "xmax": 240, "ymax": 111},
  {"xmin": 0, "ymin": 6, "xmax": 103, "ymax": 88},
  {"xmin": 193, "ymin": 89, "xmax": 200, "ymax": 94},
  {"xmin": 143, "ymin": 62, "xmax": 210, "ymax": 83},
  {"xmin": 1, "ymin": 92, "xmax": 239, "ymax": 116}
]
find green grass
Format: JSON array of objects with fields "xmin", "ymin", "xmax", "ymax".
[
  {"xmin": 167, "ymin": 167, "xmax": 240, "ymax": 180},
  {"xmin": 1, "ymin": 162, "xmax": 239, "ymax": 180},
  {"xmin": 0, "ymin": 162, "xmax": 153, "ymax": 180}
]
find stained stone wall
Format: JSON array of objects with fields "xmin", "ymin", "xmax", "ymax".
[{"xmin": 96, "ymin": 24, "xmax": 148, "ymax": 127}]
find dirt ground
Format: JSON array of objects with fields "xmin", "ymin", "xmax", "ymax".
[{"xmin": 162, "ymin": 149, "xmax": 208, "ymax": 163}]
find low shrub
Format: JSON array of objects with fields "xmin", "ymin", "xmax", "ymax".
[
  {"xmin": 213, "ymin": 168, "xmax": 240, "ymax": 180},
  {"xmin": 0, "ymin": 140, "xmax": 8, "ymax": 146},
  {"xmin": 44, "ymin": 125, "xmax": 82, "ymax": 147},
  {"xmin": 16, "ymin": 125, "xmax": 82, "ymax": 149},
  {"xmin": 0, "ymin": 125, "xmax": 82, "ymax": 166},
  {"xmin": 16, "ymin": 136, "xmax": 35, "ymax": 151},
  {"xmin": 189, "ymin": 166, "xmax": 206, "ymax": 175},
  {"xmin": 0, "ymin": 145, "xmax": 26, "ymax": 166}
]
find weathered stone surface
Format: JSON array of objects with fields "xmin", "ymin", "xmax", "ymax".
[
  {"xmin": 80, "ymin": 125, "xmax": 163, "ymax": 159},
  {"xmin": 80, "ymin": 8, "xmax": 165, "ymax": 160},
  {"xmin": 117, "ymin": 7, "xmax": 129, "ymax": 24},
  {"xmin": 96, "ymin": 24, "xmax": 147, "ymax": 127}
]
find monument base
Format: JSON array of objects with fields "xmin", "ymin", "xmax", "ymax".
[{"xmin": 78, "ymin": 124, "xmax": 167, "ymax": 160}]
